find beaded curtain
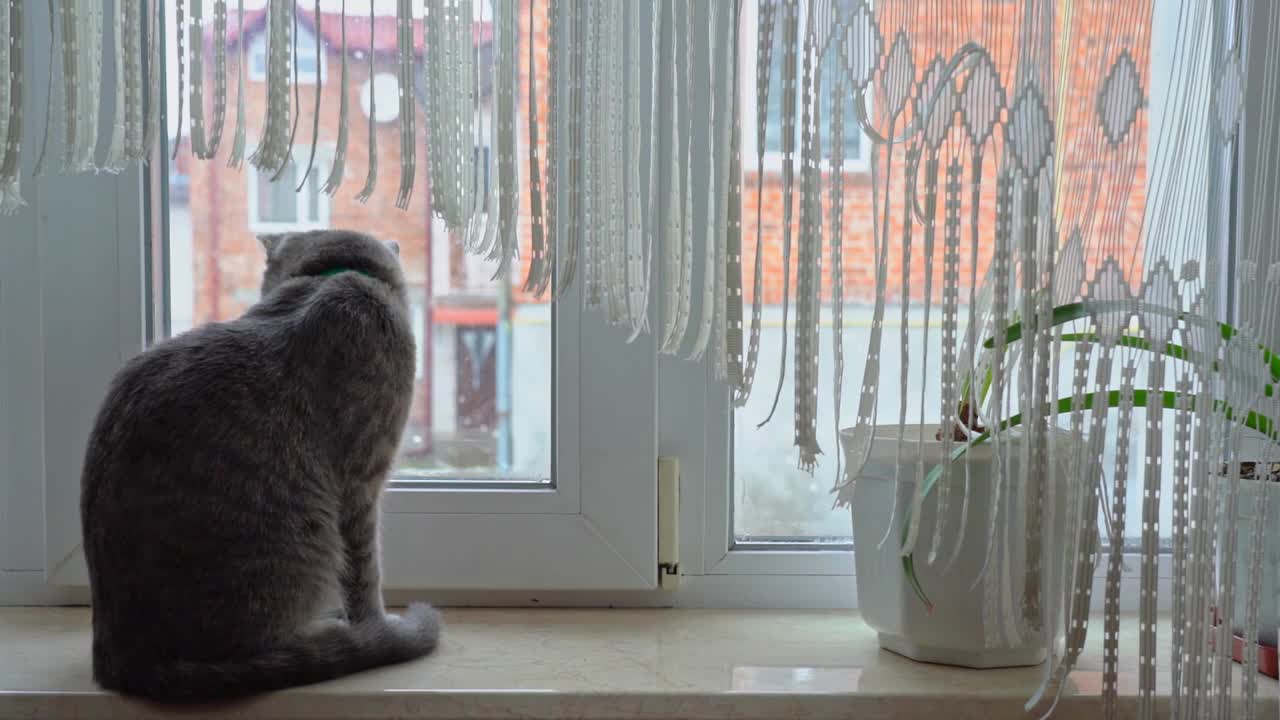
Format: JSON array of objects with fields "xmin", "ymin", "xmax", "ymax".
[{"xmin": 2, "ymin": 1, "xmax": 1277, "ymax": 716}]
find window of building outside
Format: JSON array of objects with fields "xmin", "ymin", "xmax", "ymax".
[
  {"xmin": 249, "ymin": 23, "xmax": 324, "ymax": 82},
  {"xmin": 250, "ymin": 159, "xmax": 328, "ymax": 228}
]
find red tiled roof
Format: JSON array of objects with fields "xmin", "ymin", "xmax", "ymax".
[{"xmin": 220, "ymin": 9, "xmax": 493, "ymax": 56}]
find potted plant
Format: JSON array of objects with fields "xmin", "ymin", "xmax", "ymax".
[
  {"xmin": 846, "ymin": 421, "xmax": 1073, "ymax": 668},
  {"xmin": 843, "ymin": 289, "xmax": 1280, "ymax": 669}
]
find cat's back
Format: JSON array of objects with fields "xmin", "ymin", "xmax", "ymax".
[
  {"xmin": 84, "ymin": 316, "xmax": 289, "ymax": 473},
  {"xmin": 79, "ymin": 316, "xmax": 308, "ymax": 560},
  {"xmin": 81, "ymin": 274, "xmax": 412, "ymax": 516}
]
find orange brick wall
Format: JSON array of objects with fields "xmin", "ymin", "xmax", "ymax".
[
  {"xmin": 189, "ymin": 0, "xmax": 1152, "ymax": 316},
  {"xmin": 510, "ymin": 0, "xmax": 1152, "ymax": 306}
]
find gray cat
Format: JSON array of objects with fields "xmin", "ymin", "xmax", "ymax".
[{"xmin": 80, "ymin": 229, "xmax": 440, "ymax": 701}]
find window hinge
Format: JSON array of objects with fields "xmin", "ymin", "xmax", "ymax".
[{"xmin": 657, "ymin": 457, "xmax": 680, "ymax": 590}]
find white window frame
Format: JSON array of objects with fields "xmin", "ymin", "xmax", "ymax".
[
  {"xmin": 246, "ymin": 146, "xmax": 333, "ymax": 232},
  {"xmin": 0, "ymin": 164, "xmax": 145, "ymax": 604},
  {"xmin": 0, "ymin": 0, "xmax": 1267, "ymax": 612},
  {"xmin": 247, "ymin": 22, "xmax": 326, "ymax": 84},
  {"xmin": 738, "ymin": 0, "xmax": 872, "ymax": 175},
  {"xmin": 0, "ymin": 0, "xmax": 658, "ymax": 603},
  {"xmin": 661, "ymin": 2, "xmax": 856, "ymax": 586}
]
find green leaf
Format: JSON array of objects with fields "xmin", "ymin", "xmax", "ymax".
[
  {"xmin": 983, "ymin": 303, "xmax": 1280, "ymax": 384},
  {"xmin": 982, "ymin": 302, "xmax": 1089, "ymax": 348}
]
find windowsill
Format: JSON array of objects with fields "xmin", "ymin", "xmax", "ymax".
[{"xmin": 0, "ymin": 608, "xmax": 1275, "ymax": 719}]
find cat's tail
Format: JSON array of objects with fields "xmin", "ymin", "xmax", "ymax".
[{"xmin": 107, "ymin": 603, "xmax": 441, "ymax": 702}]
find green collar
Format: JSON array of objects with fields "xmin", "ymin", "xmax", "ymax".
[{"xmin": 317, "ymin": 267, "xmax": 374, "ymax": 279}]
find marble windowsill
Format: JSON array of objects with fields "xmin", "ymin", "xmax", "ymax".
[{"xmin": 0, "ymin": 608, "xmax": 1275, "ymax": 719}]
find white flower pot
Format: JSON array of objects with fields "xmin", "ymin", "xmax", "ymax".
[{"xmin": 842, "ymin": 424, "xmax": 1070, "ymax": 669}]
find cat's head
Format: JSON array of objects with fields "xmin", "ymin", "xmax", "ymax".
[{"xmin": 257, "ymin": 230, "xmax": 405, "ymax": 297}]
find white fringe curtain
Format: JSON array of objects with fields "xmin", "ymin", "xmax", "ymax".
[{"xmin": 3, "ymin": 1, "xmax": 1278, "ymax": 716}]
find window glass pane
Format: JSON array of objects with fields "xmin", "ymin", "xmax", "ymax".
[
  {"xmin": 763, "ymin": 31, "xmax": 785, "ymax": 156},
  {"xmin": 250, "ymin": 24, "xmax": 320, "ymax": 78},
  {"xmin": 250, "ymin": 42, "xmax": 266, "ymax": 77},
  {"xmin": 296, "ymin": 25, "xmax": 322, "ymax": 78},
  {"xmin": 296, "ymin": 56, "xmax": 321, "ymax": 78},
  {"xmin": 164, "ymin": 1, "xmax": 551, "ymax": 485},
  {"xmin": 306, "ymin": 167, "xmax": 321, "ymax": 223},
  {"xmin": 473, "ymin": 146, "xmax": 492, "ymax": 211},
  {"xmin": 824, "ymin": 50, "xmax": 862, "ymax": 158},
  {"xmin": 734, "ymin": 311, "xmax": 945, "ymax": 543},
  {"xmin": 256, "ymin": 164, "xmax": 299, "ymax": 224},
  {"xmin": 734, "ymin": 0, "xmax": 1185, "ymax": 546}
]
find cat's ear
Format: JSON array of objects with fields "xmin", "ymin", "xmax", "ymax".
[
  {"xmin": 258, "ymin": 233, "xmax": 286, "ymax": 257},
  {"xmin": 385, "ymin": 240, "xmax": 400, "ymax": 257}
]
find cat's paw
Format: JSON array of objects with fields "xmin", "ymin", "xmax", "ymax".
[{"xmin": 384, "ymin": 603, "xmax": 442, "ymax": 656}]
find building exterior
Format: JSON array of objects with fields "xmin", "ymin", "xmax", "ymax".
[{"xmin": 176, "ymin": 1, "xmax": 1150, "ymax": 486}]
